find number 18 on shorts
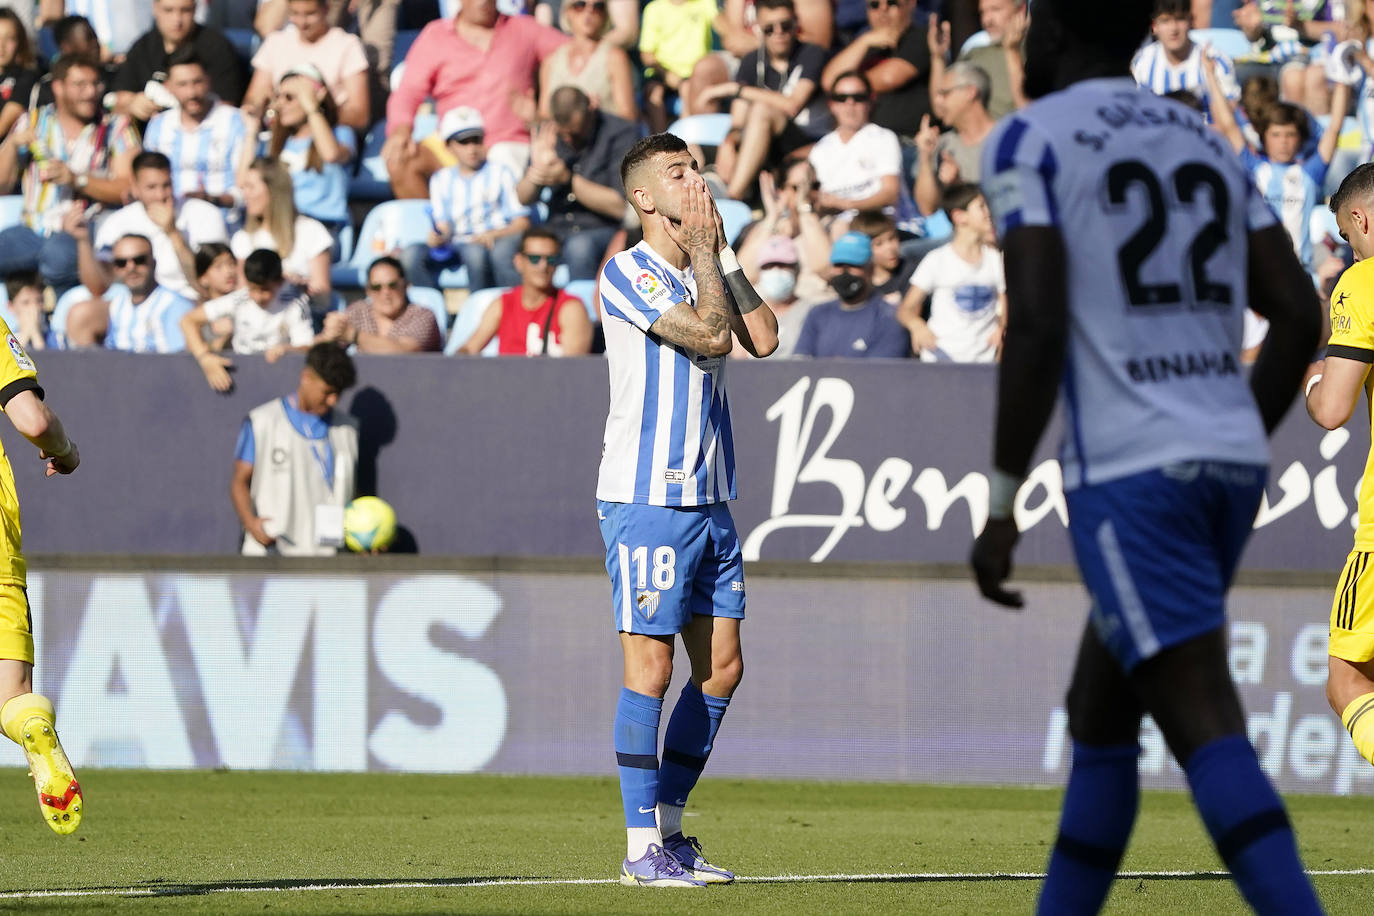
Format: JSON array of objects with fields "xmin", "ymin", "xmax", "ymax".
[{"xmin": 597, "ymin": 500, "xmax": 747, "ymax": 635}]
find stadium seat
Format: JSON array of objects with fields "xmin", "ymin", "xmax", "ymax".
[
  {"xmin": 334, "ymin": 222, "xmax": 355, "ymax": 266},
  {"xmin": 406, "ymin": 285, "xmax": 449, "ymax": 345},
  {"xmin": 1189, "ymin": 28, "xmax": 1252, "ymax": 60},
  {"xmin": 716, "ymin": 199, "xmax": 752, "ymax": 247},
  {"xmin": 223, "ymin": 28, "xmax": 260, "ymax": 65},
  {"xmin": 445, "ymin": 287, "xmax": 504, "ymax": 356},
  {"xmin": 392, "ymin": 29, "xmax": 421, "ymax": 65},
  {"xmin": 561, "ymin": 279, "xmax": 599, "ymax": 322},
  {"xmin": 350, "ymin": 122, "xmax": 393, "ymax": 201},
  {"xmin": 0, "ymin": 286, "xmax": 20, "ymax": 334},
  {"xmin": 0, "ymin": 195, "xmax": 24, "ymax": 232},
  {"xmin": 667, "ymin": 114, "xmax": 732, "ymax": 148},
  {"xmin": 413, "ymin": 112, "xmax": 439, "ymax": 141},
  {"xmin": 49, "ymin": 285, "xmax": 92, "ymax": 349},
  {"xmin": 332, "ymin": 199, "xmax": 436, "ymax": 288}
]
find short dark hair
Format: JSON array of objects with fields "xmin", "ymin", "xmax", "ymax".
[
  {"xmin": 848, "ymin": 210, "xmax": 896, "ymax": 239},
  {"xmin": 1265, "ymin": 102, "xmax": 1310, "ymax": 145},
  {"xmin": 132, "ymin": 151, "xmax": 172, "ymax": 175},
  {"xmin": 51, "ymin": 53, "xmax": 100, "ymax": 83},
  {"xmin": 550, "ymin": 86, "xmax": 592, "ymax": 127},
  {"xmin": 754, "ymin": 0, "xmax": 796, "ymax": 15},
  {"xmin": 1162, "ymin": 88, "xmax": 1206, "ymax": 114},
  {"xmin": 520, "ymin": 226, "xmax": 561, "ymax": 253},
  {"xmin": 1152, "ymin": 0, "xmax": 1189, "ymax": 17},
  {"xmin": 4, "ymin": 270, "xmax": 40, "ymax": 302},
  {"xmin": 114, "ymin": 233, "xmax": 153, "ymax": 253},
  {"xmin": 1045, "ymin": 0, "xmax": 1152, "ymax": 61},
  {"xmin": 620, "ymin": 132, "xmax": 689, "ymax": 197},
  {"xmin": 942, "ymin": 182, "xmax": 983, "ymax": 219},
  {"xmin": 306, "ymin": 342, "xmax": 357, "ymax": 393},
  {"xmin": 54, "ymin": 15, "xmax": 96, "ymax": 50},
  {"xmin": 1331, "ymin": 163, "xmax": 1374, "ymax": 218},
  {"xmin": 194, "ymin": 241, "xmax": 232, "ymax": 277},
  {"xmin": 166, "ymin": 45, "xmax": 206, "ymax": 73},
  {"xmin": 367, "ymin": 255, "xmax": 406, "ymax": 283},
  {"xmin": 243, "ymin": 249, "xmax": 284, "ymax": 286},
  {"xmin": 827, "ymin": 69, "xmax": 871, "ymax": 95}
]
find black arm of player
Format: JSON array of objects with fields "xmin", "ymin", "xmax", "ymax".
[
  {"xmin": 1247, "ymin": 224, "xmax": 1322, "ymax": 435},
  {"xmin": 970, "ymin": 226, "xmax": 1068, "ymax": 610},
  {"xmin": 723, "ymin": 265, "xmax": 779, "ymax": 358}
]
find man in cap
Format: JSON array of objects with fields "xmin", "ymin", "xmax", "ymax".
[
  {"xmin": 401, "ymin": 106, "xmax": 530, "ymax": 292},
  {"xmin": 793, "ymin": 231, "xmax": 911, "ymax": 358}
]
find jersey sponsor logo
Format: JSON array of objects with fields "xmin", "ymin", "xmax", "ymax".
[
  {"xmin": 636, "ymin": 589, "xmax": 661, "ymax": 619},
  {"xmin": 1125, "ymin": 350, "xmax": 1239, "ymax": 383},
  {"xmin": 663, "ymin": 469, "xmax": 687, "ymax": 483},
  {"xmin": 1333, "ymin": 313, "xmax": 1353, "ymax": 333},
  {"xmin": 730, "ymin": 580, "xmax": 744, "ymax": 592},
  {"xmin": 633, "ymin": 271, "xmax": 666, "ymax": 302},
  {"xmin": 7, "ymin": 335, "xmax": 34, "ymax": 373},
  {"xmin": 1335, "ymin": 291, "xmax": 1350, "ymax": 314}
]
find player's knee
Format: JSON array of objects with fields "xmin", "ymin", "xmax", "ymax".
[{"xmin": 713, "ymin": 653, "xmax": 743, "ymax": 693}]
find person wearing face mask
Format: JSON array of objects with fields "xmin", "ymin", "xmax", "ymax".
[
  {"xmin": 735, "ymin": 234, "xmax": 818, "ymax": 359},
  {"xmin": 793, "ymin": 231, "xmax": 911, "ymax": 358}
]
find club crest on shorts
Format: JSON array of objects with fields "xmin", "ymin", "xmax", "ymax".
[{"xmin": 636, "ymin": 590, "xmax": 661, "ymax": 619}]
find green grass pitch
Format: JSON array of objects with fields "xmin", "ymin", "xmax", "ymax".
[{"xmin": 0, "ymin": 771, "xmax": 1370, "ymax": 913}]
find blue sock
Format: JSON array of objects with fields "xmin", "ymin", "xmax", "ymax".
[
  {"xmin": 615, "ymin": 688, "xmax": 663, "ymax": 828},
  {"xmin": 1037, "ymin": 742, "xmax": 1140, "ymax": 915},
  {"xmin": 657, "ymin": 681, "xmax": 730, "ymax": 819},
  {"xmin": 1184, "ymin": 735, "xmax": 1321, "ymax": 915}
]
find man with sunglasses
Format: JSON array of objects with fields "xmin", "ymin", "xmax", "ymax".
[
  {"xmin": 69, "ymin": 231, "xmax": 194, "ymax": 351},
  {"xmin": 698, "ymin": 0, "xmax": 830, "ymax": 203},
  {"xmin": 821, "ymin": 0, "xmax": 932, "ymax": 137},
  {"xmin": 808, "ymin": 71, "xmax": 917, "ymax": 226},
  {"xmin": 320, "ymin": 256, "xmax": 442, "ymax": 353},
  {"xmin": 455, "ymin": 227, "xmax": 593, "ymax": 356}
]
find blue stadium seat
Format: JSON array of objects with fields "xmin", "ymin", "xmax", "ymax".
[
  {"xmin": 392, "ymin": 29, "xmax": 421, "ymax": 65},
  {"xmin": 561, "ymin": 279, "xmax": 599, "ymax": 322},
  {"xmin": 49, "ymin": 285, "xmax": 93, "ymax": 349},
  {"xmin": 350, "ymin": 122, "xmax": 392, "ymax": 201},
  {"xmin": 1189, "ymin": 28, "xmax": 1253, "ymax": 60},
  {"xmin": 445, "ymin": 287, "xmax": 504, "ymax": 356},
  {"xmin": 334, "ymin": 222, "xmax": 355, "ymax": 266},
  {"xmin": 413, "ymin": 112, "xmax": 438, "ymax": 141},
  {"xmin": 223, "ymin": 28, "xmax": 260, "ymax": 65},
  {"xmin": 667, "ymin": 114, "xmax": 732, "ymax": 148},
  {"xmin": 0, "ymin": 195, "xmax": 24, "ymax": 232},
  {"xmin": 716, "ymin": 199, "xmax": 752, "ymax": 247},
  {"xmin": 332, "ymin": 199, "xmax": 436, "ymax": 289},
  {"xmin": 406, "ymin": 285, "xmax": 449, "ymax": 345}
]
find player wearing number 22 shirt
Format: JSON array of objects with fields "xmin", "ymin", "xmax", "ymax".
[
  {"xmin": 595, "ymin": 133, "xmax": 777, "ymax": 888},
  {"xmin": 969, "ymin": 2, "xmax": 1322, "ymax": 913}
]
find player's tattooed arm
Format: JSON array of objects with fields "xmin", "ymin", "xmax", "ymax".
[
  {"xmin": 652, "ymin": 177, "xmax": 732, "ymax": 356},
  {"xmin": 650, "ymin": 298, "xmax": 731, "ymax": 356}
]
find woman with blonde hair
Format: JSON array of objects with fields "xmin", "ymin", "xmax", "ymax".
[
  {"xmin": 538, "ymin": 0, "xmax": 637, "ymax": 122},
  {"xmin": 266, "ymin": 64, "xmax": 356, "ymax": 232},
  {"xmin": 231, "ymin": 158, "xmax": 334, "ymax": 303}
]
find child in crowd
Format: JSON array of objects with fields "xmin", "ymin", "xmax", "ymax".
[
  {"xmin": 403, "ymin": 107, "xmax": 529, "ymax": 292},
  {"xmin": 639, "ymin": 0, "xmax": 717, "ymax": 132},
  {"xmin": 194, "ymin": 242, "xmax": 240, "ymax": 352},
  {"xmin": 850, "ymin": 210, "xmax": 916, "ymax": 306},
  {"xmin": 4, "ymin": 272, "xmax": 45, "ymax": 351},
  {"xmin": 180, "ymin": 249, "xmax": 315, "ymax": 392},
  {"xmin": 897, "ymin": 184, "xmax": 1005, "ymax": 364}
]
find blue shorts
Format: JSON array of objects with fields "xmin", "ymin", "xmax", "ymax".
[
  {"xmin": 1067, "ymin": 461, "xmax": 1266, "ymax": 672},
  {"xmin": 597, "ymin": 500, "xmax": 747, "ymax": 635}
]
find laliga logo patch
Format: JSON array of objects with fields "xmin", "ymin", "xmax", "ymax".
[
  {"xmin": 7, "ymin": 335, "xmax": 33, "ymax": 372},
  {"xmin": 634, "ymin": 271, "xmax": 666, "ymax": 301}
]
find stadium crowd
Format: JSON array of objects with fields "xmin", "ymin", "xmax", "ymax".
[{"xmin": 0, "ymin": 0, "xmax": 1362, "ymax": 365}]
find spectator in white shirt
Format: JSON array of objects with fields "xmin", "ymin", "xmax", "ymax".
[
  {"xmin": 231, "ymin": 156, "xmax": 334, "ymax": 304},
  {"xmin": 89, "ymin": 150, "xmax": 228, "ymax": 301},
  {"xmin": 897, "ymin": 183, "xmax": 1005, "ymax": 363},
  {"xmin": 808, "ymin": 70, "xmax": 915, "ymax": 230},
  {"xmin": 181, "ymin": 248, "xmax": 315, "ymax": 391}
]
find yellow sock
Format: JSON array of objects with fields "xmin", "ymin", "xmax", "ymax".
[
  {"xmin": 0, "ymin": 692, "xmax": 54, "ymax": 746},
  {"xmin": 1342, "ymin": 692, "xmax": 1374, "ymax": 766}
]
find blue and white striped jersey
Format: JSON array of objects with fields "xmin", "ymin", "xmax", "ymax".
[
  {"xmin": 981, "ymin": 79, "xmax": 1275, "ymax": 491},
  {"xmin": 143, "ymin": 102, "xmax": 252, "ymax": 203},
  {"xmin": 1131, "ymin": 40, "xmax": 1240, "ymax": 113},
  {"xmin": 104, "ymin": 284, "xmax": 194, "ymax": 354},
  {"xmin": 596, "ymin": 241, "xmax": 735, "ymax": 507},
  {"xmin": 1240, "ymin": 148, "xmax": 1327, "ymax": 268},
  {"xmin": 428, "ymin": 161, "xmax": 530, "ymax": 239}
]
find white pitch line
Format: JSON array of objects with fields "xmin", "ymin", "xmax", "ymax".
[{"xmin": 3, "ymin": 869, "xmax": 1374, "ymax": 900}]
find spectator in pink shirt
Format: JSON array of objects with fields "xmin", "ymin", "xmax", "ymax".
[{"xmin": 383, "ymin": 0, "xmax": 566, "ymax": 200}]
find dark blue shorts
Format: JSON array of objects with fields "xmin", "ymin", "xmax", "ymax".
[{"xmin": 1067, "ymin": 461, "xmax": 1266, "ymax": 672}]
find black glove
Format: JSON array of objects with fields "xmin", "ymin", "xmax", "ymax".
[{"xmin": 970, "ymin": 516, "xmax": 1024, "ymax": 610}]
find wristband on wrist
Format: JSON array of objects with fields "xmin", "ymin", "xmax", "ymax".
[
  {"xmin": 987, "ymin": 468, "xmax": 1022, "ymax": 520},
  {"xmin": 718, "ymin": 246, "xmax": 741, "ymax": 275},
  {"xmin": 1306, "ymin": 373, "xmax": 1323, "ymax": 398},
  {"xmin": 49, "ymin": 439, "xmax": 73, "ymax": 460}
]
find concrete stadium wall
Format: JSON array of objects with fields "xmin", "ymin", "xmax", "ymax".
[
  {"xmin": 9, "ymin": 351, "xmax": 1369, "ymax": 571},
  {"xmin": 26, "ymin": 562, "xmax": 1364, "ymax": 795}
]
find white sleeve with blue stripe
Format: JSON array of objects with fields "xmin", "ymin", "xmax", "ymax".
[
  {"xmin": 980, "ymin": 116, "xmax": 1060, "ymax": 239},
  {"xmin": 599, "ymin": 250, "xmax": 688, "ymax": 332}
]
